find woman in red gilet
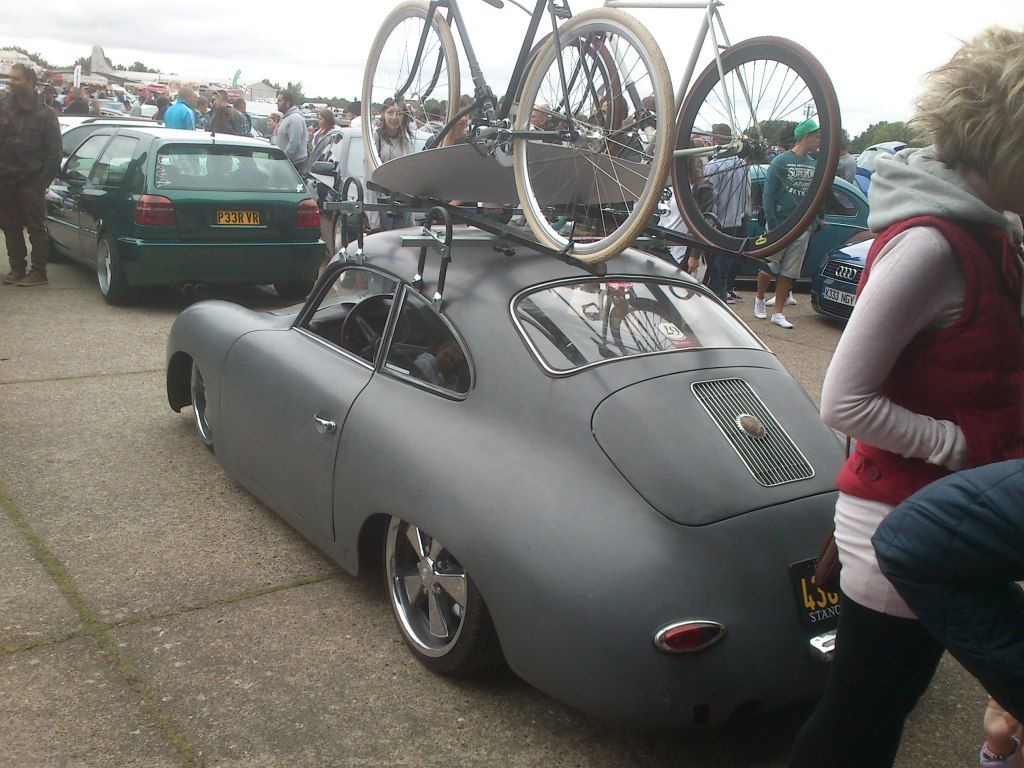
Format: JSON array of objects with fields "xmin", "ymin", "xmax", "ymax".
[{"xmin": 790, "ymin": 27, "xmax": 1024, "ymax": 768}]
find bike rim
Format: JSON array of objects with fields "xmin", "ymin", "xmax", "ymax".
[
  {"xmin": 364, "ymin": 7, "xmax": 458, "ymax": 168},
  {"xmin": 515, "ymin": 17, "xmax": 670, "ymax": 258},
  {"xmin": 674, "ymin": 38, "xmax": 839, "ymax": 257}
]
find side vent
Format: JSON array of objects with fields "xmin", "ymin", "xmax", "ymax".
[{"xmin": 691, "ymin": 378, "xmax": 814, "ymax": 487}]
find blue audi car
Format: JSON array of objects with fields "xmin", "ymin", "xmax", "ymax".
[{"xmin": 810, "ymin": 238, "xmax": 873, "ymax": 321}]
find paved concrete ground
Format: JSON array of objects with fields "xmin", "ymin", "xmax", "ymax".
[{"xmin": 0, "ymin": 244, "xmax": 986, "ymax": 767}]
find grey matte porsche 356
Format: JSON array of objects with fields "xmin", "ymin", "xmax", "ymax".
[{"xmin": 165, "ymin": 226, "xmax": 844, "ymax": 728}]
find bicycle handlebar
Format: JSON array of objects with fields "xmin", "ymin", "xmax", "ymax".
[{"xmin": 478, "ymin": 0, "xmax": 504, "ymax": 7}]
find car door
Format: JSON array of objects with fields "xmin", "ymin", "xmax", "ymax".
[
  {"xmin": 802, "ymin": 185, "xmax": 869, "ymax": 278},
  {"xmin": 219, "ymin": 266, "xmax": 400, "ymax": 542},
  {"xmin": 78, "ymin": 134, "xmax": 141, "ymax": 263},
  {"xmin": 45, "ymin": 132, "xmax": 112, "ymax": 261}
]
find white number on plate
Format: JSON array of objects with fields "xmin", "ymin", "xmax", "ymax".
[{"xmin": 823, "ymin": 288, "xmax": 856, "ymax": 307}]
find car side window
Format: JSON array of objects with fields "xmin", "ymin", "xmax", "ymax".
[
  {"xmin": 89, "ymin": 136, "xmax": 139, "ymax": 188},
  {"xmin": 302, "ymin": 267, "xmax": 399, "ymax": 363},
  {"xmin": 385, "ymin": 291, "xmax": 471, "ymax": 395},
  {"xmin": 61, "ymin": 126, "xmax": 93, "ymax": 157},
  {"xmin": 64, "ymin": 134, "xmax": 110, "ymax": 183},
  {"xmin": 822, "ymin": 188, "xmax": 858, "ymax": 217}
]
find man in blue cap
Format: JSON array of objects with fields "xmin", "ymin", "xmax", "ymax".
[{"xmin": 755, "ymin": 118, "xmax": 822, "ymax": 328}]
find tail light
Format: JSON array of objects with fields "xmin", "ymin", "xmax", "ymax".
[
  {"xmin": 653, "ymin": 620, "xmax": 726, "ymax": 654},
  {"xmin": 134, "ymin": 195, "xmax": 176, "ymax": 227},
  {"xmin": 296, "ymin": 199, "xmax": 320, "ymax": 228}
]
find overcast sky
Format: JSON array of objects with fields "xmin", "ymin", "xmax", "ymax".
[{"xmin": 3, "ymin": 0, "xmax": 1021, "ymax": 136}]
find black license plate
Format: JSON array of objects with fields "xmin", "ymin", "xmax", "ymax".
[{"xmin": 789, "ymin": 558, "xmax": 841, "ymax": 630}]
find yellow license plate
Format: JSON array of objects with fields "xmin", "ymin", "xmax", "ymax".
[
  {"xmin": 789, "ymin": 558, "xmax": 841, "ymax": 630},
  {"xmin": 216, "ymin": 210, "xmax": 260, "ymax": 225}
]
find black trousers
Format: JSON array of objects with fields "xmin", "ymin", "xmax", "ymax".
[{"xmin": 789, "ymin": 595, "xmax": 944, "ymax": 768}]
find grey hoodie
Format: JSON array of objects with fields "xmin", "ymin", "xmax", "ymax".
[{"xmin": 867, "ymin": 145, "xmax": 1014, "ymax": 238}]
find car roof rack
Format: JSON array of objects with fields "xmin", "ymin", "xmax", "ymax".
[
  {"xmin": 324, "ymin": 175, "xmax": 609, "ymax": 279},
  {"xmin": 319, "ymin": 167, "xmax": 769, "ymax": 293}
]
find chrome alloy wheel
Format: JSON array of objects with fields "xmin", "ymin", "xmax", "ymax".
[
  {"xmin": 97, "ymin": 239, "xmax": 113, "ymax": 295},
  {"xmin": 190, "ymin": 361, "xmax": 214, "ymax": 447},
  {"xmin": 385, "ymin": 518, "xmax": 468, "ymax": 657}
]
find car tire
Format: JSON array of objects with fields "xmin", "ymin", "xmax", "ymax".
[
  {"xmin": 384, "ymin": 516, "xmax": 502, "ymax": 675},
  {"xmin": 190, "ymin": 360, "xmax": 214, "ymax": 452},
  {"xmin": 96, "ymin": 234, "xmax": 132, "ymax": 305},
  {"xmin": 274, "ymin": 280, "xmax": 315, "ymax": 301}
]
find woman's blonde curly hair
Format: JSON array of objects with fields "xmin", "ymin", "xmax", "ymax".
[{"xmin": 912, "ymin": 26, "xmax": 1024, "ymax": 203}]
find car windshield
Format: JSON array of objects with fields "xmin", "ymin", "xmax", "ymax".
[
  {"xmin": 154, "ymin": 145, "xmax": 304, "ymax": 192},
  {"xmin": 514, "ymin": 279, "xmax": 761, "ymax": 372}
]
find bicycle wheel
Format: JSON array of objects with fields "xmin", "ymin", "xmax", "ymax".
[
  {"xmin": 673, "ymin": 37, "xmax": 840, "ymax": 258},
  {"xmin": 362, "ymin": 0, "xmax": 461, "ymax": 171},
  {"xmin": 516, "ymin": 32, "xmax": 627, "ymax": 133},
  {"xmin": 609, "ymin": 297, "xmax": 684, "ymax": 354},
  {"xmin": 514, "ymin": 8, "xmax": 674, "ymax": 264}
]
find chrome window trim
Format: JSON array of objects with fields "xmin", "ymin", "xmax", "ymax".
[
  {"xmin": 510, "ymin": 275, "xmax": 767, "ymax": 378},
  {"xmin": 293, "ymin": 327, "xmax": 375, "ymax": 371}
]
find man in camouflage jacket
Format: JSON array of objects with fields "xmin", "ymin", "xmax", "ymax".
[{"xmin": 0, "ymin": 63, "xmax": 62, "ymax": 286}]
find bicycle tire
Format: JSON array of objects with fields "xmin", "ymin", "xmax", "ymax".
[
  {"xmin": 362, "ymin": 0, "xmax": 461, "ymax": 172},
  {"xmin": 513, "ymin": 8, "xmax": 674, "ymax": 264},
  {"xmin": 673, "ymin": 37, "xmax": 840, "ymax": 259}
]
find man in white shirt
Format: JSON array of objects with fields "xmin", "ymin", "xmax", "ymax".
[
  {"xmin": 704, "ymin": 123, "xmax": 751, "ymax": 302},
  {"xmin": 273, "ymin": 90, "xmax": 308, "ymax": 170}
]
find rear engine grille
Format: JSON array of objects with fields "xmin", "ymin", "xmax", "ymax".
[
  {"xmin": 692, "ymin": 378, "xmax": 814, "ymax": 487},
  {"xmin": 821, "ymin": 260, "xmax": 863, "ymax": 283}
]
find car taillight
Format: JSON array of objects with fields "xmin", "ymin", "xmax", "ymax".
[
  {"xmin": 653, "ymin": 621, "xmax": 727, "ymax": 654},
  {"xmin": 134, "ymin": 195, "xmax": 176, "ymax": 226},
  {"xmin": 296, "ymin": 199, "xmax": 320, "ymax": 228}
]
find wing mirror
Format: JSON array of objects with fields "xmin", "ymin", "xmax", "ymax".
[{"xmin": 310, "ymin": 160, "xmax": 336, "ymax": 176}]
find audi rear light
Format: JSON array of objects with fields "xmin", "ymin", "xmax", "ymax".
[
  {"xmin": 134, "ymin": 195, "xmax": 176, "ymax": 227},
  {"xmin": 296, "ymin": 198, "xmax": 320, "ymax": 228},
  {"xmin": 653, "ymin": 620, "xmax": 727, "ymax": 654}
]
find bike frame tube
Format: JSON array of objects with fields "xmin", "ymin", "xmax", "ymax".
[
  {"xmin": 603, "ymin": 0, "xmax": 722, "ymax": 113},
  {"xmin": 496, "ymin": 0, "xmax": 551, "ymax": 118},
  {"xmin": 445, "ymin": 0, "xmax": 496, "ymax": 117}
]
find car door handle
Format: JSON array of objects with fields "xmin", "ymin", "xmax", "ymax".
[{"xmin": 313, "ymin": 415, "xmax": 337, "ymax": 434}]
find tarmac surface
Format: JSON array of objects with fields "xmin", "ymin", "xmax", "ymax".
[{"xmin": 0, "ymin": 240, "xmax": 987, "ymax": 767}]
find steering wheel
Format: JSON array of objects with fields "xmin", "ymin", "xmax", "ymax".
[{"xmin": 340, "ymin": 294, "xmax": 392, "ymax": 361}]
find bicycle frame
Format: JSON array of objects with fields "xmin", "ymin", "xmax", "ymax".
[
  {"xmin": 401, "ymin": 0, "xmax": 561, "ymax": 125},
  {"xmin": 605, "ymin": 0, "xmax": 758, "ymax": 159},
  {"xmin": 400, "ymin": 0, "xmax": 648, "ymax": 148}
]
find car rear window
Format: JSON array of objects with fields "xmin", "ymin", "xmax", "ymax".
[
  {"xmin": 154, "ymin": 145, "xmax": 305, "ymax": 193},
  {"xmin": 514, "ymin": 279, "xmax": 761, "ymax": 373}
]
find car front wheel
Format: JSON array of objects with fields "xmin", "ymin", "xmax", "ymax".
[
  {"xmin": 384, "ymin": 516, "xmax": 502, "ymax": 675},
  {"xmin": 190, "ymin": 360, "xmax": 214, "ymax": 451}
]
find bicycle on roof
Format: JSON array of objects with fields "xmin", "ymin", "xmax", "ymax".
[{"xmin": 362, "ymin": 0, "xmax": 840, "ymax": 265}]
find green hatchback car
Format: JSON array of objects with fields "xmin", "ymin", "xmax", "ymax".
[{"xmin": 45, "ymin": 126, "xmax": 324, "ymax": 304}]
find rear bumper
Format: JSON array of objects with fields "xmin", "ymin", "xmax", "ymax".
[{"xmin": 116, "ymin": 238, "xmax": 324, "ymax": 286}]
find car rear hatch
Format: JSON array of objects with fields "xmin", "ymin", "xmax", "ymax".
[
  {"xmin": 591, "ymin": 367, "xmax": 844, "ymax": 526},
  {"xmin": 149, "ymin": 143, "xmax": 317, "ymax": 243}
]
